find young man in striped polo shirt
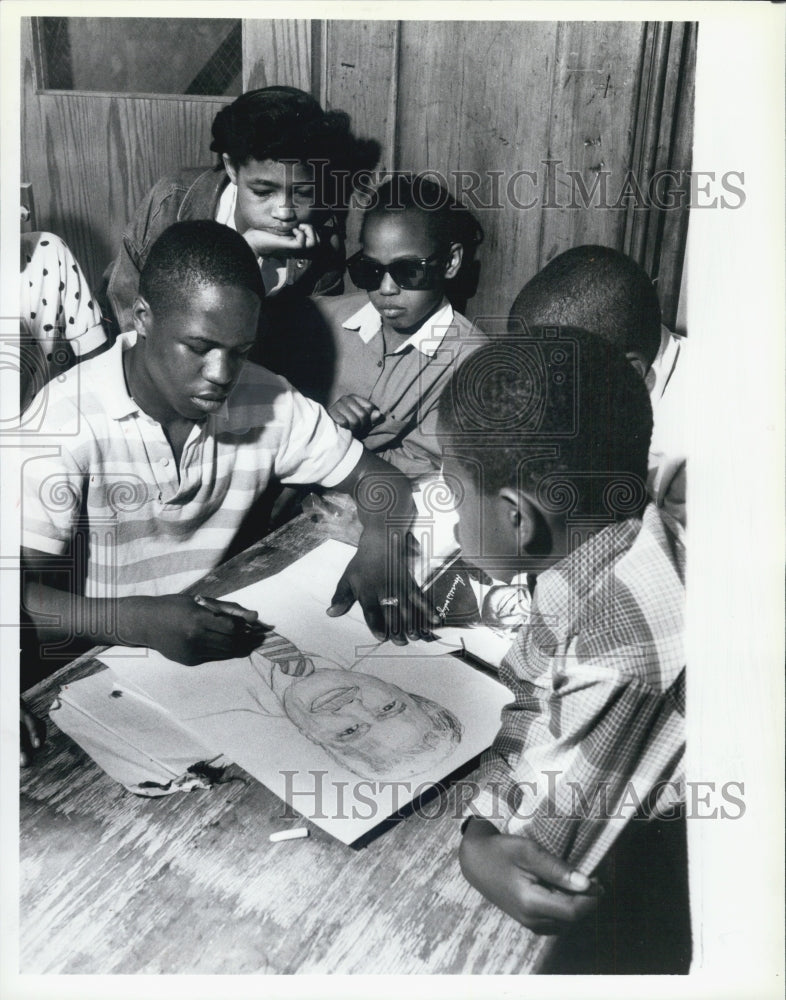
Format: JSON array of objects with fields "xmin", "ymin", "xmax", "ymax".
[{"xmin": 20, "ymin": 221, "xmax": 433, "ymax": 759}]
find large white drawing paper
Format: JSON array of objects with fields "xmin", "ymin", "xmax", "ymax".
[
  {"xmin": 51, "ymin": 670, "xmax": 221, "ymax": 795},
  {"xmin": 57, "ymin": 541, "xmax": 510, "ymax": 843}
]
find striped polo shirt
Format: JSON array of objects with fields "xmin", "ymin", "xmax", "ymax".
[{"xmin": 22, "ymin": 331, "xmax": 363, "ymax": 598}]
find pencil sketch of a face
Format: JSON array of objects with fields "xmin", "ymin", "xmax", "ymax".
[
  {"xmin": 281, "ymin": 666, "xmax": 462, "ymax": 780},
  {"xmin": 244, "ymin": 644, "xmax": 463, "ymax": 782}
]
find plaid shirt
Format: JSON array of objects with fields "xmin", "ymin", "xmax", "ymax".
[{"xmin": 469, "ymin": 503, "xmax": 685, "ymax": 876}]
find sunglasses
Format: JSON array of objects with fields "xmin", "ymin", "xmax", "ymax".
[{"xmin": 347, "ymin": 251, "xmax": 448, "ymax": 291}]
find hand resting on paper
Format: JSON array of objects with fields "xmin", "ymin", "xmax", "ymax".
[
  {"xmin": 328, "ymin": 394, "xmax": 384, "ymax": 439},
  {"xmin": 328, "ymin": 533, "xmax": 438, "ymax": 646},
  {"xmin": 327, "ymin": 449, "xmax": 439, "ymax": 645},
  {"xmin": 459, "ymin": 818, "xmax": 602, "ymax": 935},
  {"xmin": 22, "ymin": 549, "xmax": 265, "ymax": 667}
]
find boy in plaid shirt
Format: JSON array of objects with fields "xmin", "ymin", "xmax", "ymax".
[{"xmin": 437, "ymin": 329, "xmax": 686, "ymax": 966}]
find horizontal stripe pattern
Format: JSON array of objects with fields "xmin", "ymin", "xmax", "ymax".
[{"xmin": 23, "ymin": 333, "xmax": 362, "ymax": 597}]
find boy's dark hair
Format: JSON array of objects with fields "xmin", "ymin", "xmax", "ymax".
[
  {"xmin": 509, "ymin": 245, "xmax": 662, "ymax": 367},
  {"xmin": 140, "ymin": 220, "xmax": 265, "ymax": 314},
  {"xmin": 437, "ymin": 327, "xmax": 653, "ymax": 517},
  {"xmin": 210, "ymin": 86, "xmax": 380, "ymax": 211},
  {"xmin": 361, "ymin": 173, "xmax": 484, "ymax": 255}
]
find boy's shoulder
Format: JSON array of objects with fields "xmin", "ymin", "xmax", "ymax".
[
  {"xmin": 217, "ymin": 362, "xmax": 306, "ymax": 433},
  {"xmin": 130, "ymin": 168, "xmax": 225, "ymax": 229},
  {"xmin": 146, "ymin": 165, "xmax": 218, "ymax": 200},
  {"xmin": 441, "ymin": 308, "xmax": 488, "ymax": 347},
  {"xmin": 431, "ymin": 310, "xmax": 489, "ymax": 370},
  {"xmin": 568, "ymin": 504, "xmax": 684, "ymax": 616},
  {"xmin": 24, "ymin": 337, "xmax": 124, "ymax": 438},
  {"xmin": 517, "ymin": 505, "xmax": 684, "ymax": 685}
]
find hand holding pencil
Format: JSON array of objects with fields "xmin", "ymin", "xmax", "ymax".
[{"xmin": 119, "ymin": 593, "xmax": 270, "ymax": 666}]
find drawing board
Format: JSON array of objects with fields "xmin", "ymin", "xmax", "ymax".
[{"xmin": 53, "ymin": 541, "xmax": 511, "ymax": 843}]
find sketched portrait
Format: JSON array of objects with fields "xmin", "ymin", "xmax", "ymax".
[
  {"xmin": 278, "ymin": 664, "xmax": 463, "ymax": 781},
  {"xmin": 183, "ymin": 632, "xmax": 463, "ymax": 783}
]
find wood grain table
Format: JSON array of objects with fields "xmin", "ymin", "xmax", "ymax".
[{"xmin": 20, "ymin": 508, "xmax": 551, "ymax": 975}]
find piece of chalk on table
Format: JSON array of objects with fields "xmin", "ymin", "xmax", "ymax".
[{"xmin": 269, "ymin": 827, "xmax": 309, "ymax": 843}]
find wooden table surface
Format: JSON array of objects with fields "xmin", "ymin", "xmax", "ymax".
[{"xmin": 20, "ymin": 508, "xmax": 550, "ymax": 975}]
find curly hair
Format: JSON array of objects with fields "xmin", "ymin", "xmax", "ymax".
[{"xmin": 209, "ymin": 85, "xmax": 380, "ymax": 212}]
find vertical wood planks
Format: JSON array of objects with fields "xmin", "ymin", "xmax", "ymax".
[
  {"xmin": 319, "ymin": 19, "xmax": 399, "ymax": 172},
  {"xmin": 647, "ymin": 21, "xmax": 696, "ymax": 329},
  {"xmin": 318, "ymin": 20, "xmax": 400, "ymax": 260},
  {"xmin": 242, "ymin": 19, "xmax": 312, "ymax": 93},
  {"xmin": 624, "ymin": 22, "xmax": 696, "ymax": 328},
  {"xmin": 536, "ymin": 21, "xmax": 646, "ymax": 272},
  {"xmin": 395, "ymin": 20, "xmax": 559, "ymax": 325},
  {"xmin": 20, "ymin": 16, "xmax": 695, "ymax": 330},
  {"xmin": 22, "ymin": 18, "xmax": 223, "ymax": 291},
  {"xmin": 625, "ymin": 21, "xmax": 671, "ymax": 268}
]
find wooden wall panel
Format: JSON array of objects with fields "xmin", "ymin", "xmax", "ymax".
[
  {"xmin": 631, "ymin": 21, "xmax": 696, "ymax": 329},
  {"xmin": 318, "ymin": 20, "xmax": 399, "ymax": 259},
  {"xmin": 319, "ymin": 20, "xmax": 398, "ymax": 171},
  {"xmin": 395, "ymin": 21, "xmax": 559, "ymax": 325},
  {"xmin": 21, "ymin": 18, "xmax": 222, "ymax": 291},
  {"xmin": 536, "ymin": 21, "xmax": 646, "ymax": 270},
  {"xmin": 21, "ymin": 17, "xmax": 694, "ymax": 326},
  {"xmin": 242, "ymin": 19, "xmax": 312, "ymax": 92}
]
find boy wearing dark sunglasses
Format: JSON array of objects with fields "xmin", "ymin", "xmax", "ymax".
[{"xmin": 311, "ymin": 175, "xmax": 485, "ymax": 479}]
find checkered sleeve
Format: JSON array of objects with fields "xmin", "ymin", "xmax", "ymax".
[
  {"xmin": 463, "ymin": 652, "xmax": 553, "ymax": 831},
  {"xmin": 465, "ymin": 508, "xmax": 685, "ymax": 875},
  {"xmin": 469, "ymin": 647, "xmax": 685, "ymax": 875}
]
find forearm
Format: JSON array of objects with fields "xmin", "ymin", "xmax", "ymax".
[
  {"xmin": 464, "ymin": 665, "xmax": 552, "ymax": 830},
  {"xmin": 474, "ymin": 655, "xmax": 684, "ymax": 872},
  {"xmin": 23, "ymin": 580, "xmax": 156, "ymax": 650},
  {"xmin": 326, "ymin": 448, "xmax": 437, "ymax": 641},
  {"xmin": 375, "ymin": 442, "xmax": 440, "ymax": 481},
  {"xmin": 335, "ymin": 449, "xmax": 416, "ymax": 535}
]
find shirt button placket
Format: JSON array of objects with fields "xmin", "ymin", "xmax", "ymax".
[{"xmin": 149, "ymin": 421, "xmax": 175, "ymax": 502}]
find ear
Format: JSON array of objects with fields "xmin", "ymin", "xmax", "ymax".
[
  {"xmin": 443, "ymin": 242, "xmax": 464, "ymax": 280},
  {"xmin": 497, "ymin": 487, "xmax": 539, "ymax": 549},
  {"xmin": 222, "ymin": 153, "xmax": 239, "ymax": 185},
  {"xmin": 625, "ymin": 351, "xmax": 650, "ymax": 381},
  {"xmin": 131, "ymin": 295, "xmax": 153, "ymax": 339}
]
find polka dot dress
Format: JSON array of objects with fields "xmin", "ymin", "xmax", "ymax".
[{"xmin": 20, "ymin": 232, "xmax": 107, "ymax": 362}]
